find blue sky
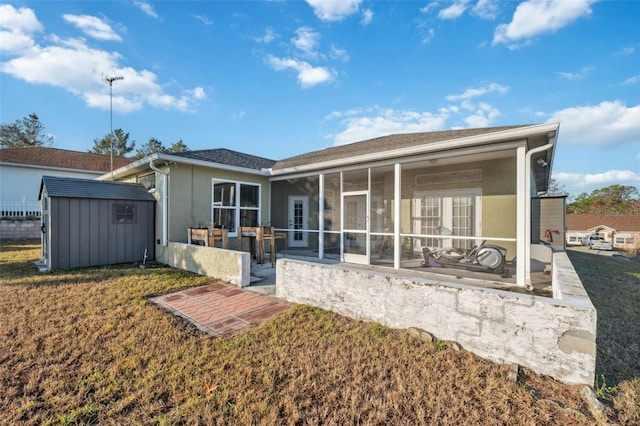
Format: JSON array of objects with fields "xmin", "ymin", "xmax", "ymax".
[{"xmin": 1, "ymin": 0, "xmax": 638, "ymax": 199}]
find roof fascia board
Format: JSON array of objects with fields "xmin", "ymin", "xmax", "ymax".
[
  {"xmin": 270, "ymin": 140, "xmax": 526, "ymax": 182},
  {"xmin": 97, "ymin": 152, "xmax": 269, "ymax": 181},
  {"xmin": 0, "ymin": 162, "xmax": 104, "ymax": 174},
  {"xmin": 272, "ymin": 122, "xmax": 559, "ymax": 177}
]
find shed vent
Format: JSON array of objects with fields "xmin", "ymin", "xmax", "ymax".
[{"xmin": 415, "ymin": 169, "xmax": 482, "ymax": 186}]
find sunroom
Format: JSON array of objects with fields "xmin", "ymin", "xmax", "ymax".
[{"xmin": 269, "ymin": 123, "xmax": 559, "ymax": 290}]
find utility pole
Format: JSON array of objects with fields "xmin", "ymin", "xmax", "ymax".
[{"xmin": 102, "ymin": 74, "xmax": 124, "ymax": 180}]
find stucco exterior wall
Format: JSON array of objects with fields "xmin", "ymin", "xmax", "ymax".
[
  {"xmin": 277, "ymin": 254, "xmax": 596, "ymax": 386},
  {"xmin": 167, "ymin": 165, "xmax": 270, "ymax": 242},
  {"xmin": 120, "ymin": 164, "xmax": 271, "ymax": 245},
  {"xmin": 161, "ymin": 242, "xmax": 250, "ymax": 287}
]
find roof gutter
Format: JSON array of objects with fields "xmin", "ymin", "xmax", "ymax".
[{"xmin": 149, "ymin": 159, "xmax": 169, "ymax": 247}]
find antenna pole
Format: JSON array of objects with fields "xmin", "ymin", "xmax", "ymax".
[{"xmin": 102, "ymin": 74, "xmax": 124, "ymax": 180}]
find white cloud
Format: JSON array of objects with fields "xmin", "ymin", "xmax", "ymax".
[
  {"xmin": 62, "ymin": 14, "xmax": 121, "ymax": 41},
  {"xmin": 0, "ymin": 6, "xmax": 205, "ymax": 113},
  {"xmin": 614, "ymin": 46, "xmax": 635, "ymax": 56},
  {"xmin": 189, "ymin": 87, "xmax": 207, "ymax": 100},
  {"xmin": 493, "ymin": 0, "xmax": 597, "ymax": 48},
  {"xmin": 326, "ymin": 81, "xmax": 512, "ymax": 145},
  {"xmin": 133, "ymin": 1, "xmax": 160, "ymax": 19},
  {"xmin": 548, "ymin": 101, "xmax": 640, "ymax": 147},
  {"xmin": 192, "ymin": 14, "xmax": 213, "ymax": 26},
  {"xmin": 232, "ymin": 110, "xmax": 246, "ymax": 120},
  {"xmin": 445, "ymin": 82, "xmax": 509, "ymax": 101},
  {"xmin": 0, "ymin": 4, "xmax": 43, "ymax": 53},
  {"xmin": 0, "ymin": 4, "xmax": 42, "ymax": 32},
  {"xmin": 553, "ymin": 170, "xmax": 640, "ymax": 192},
  {"xmin": 254, "ymin": 27, "xmax": 278, "ymax": 44},
  {"xmin": 421, "ymin": 28, "xmax": 435, "ymax": 44},
  {"xmin": 305, "ymin": 0, "xmax": 362, "ymax": 22},
  {"xmin": 472, "ymin": 0, "xmax": 499, "ymax": 20},
  {"xmin": 556, "ymin": 66, "xmax": 593, "ymax": 80},
  {"xmin": 361, "ymin": 9, "xmax": 374, "ymax": 25},
  {"xmin": 327, "ymin": 107, "xmax": 450, "ymax": 146},
  {"xmin": 623, "ymin": 76, "xmax": 640, "ymax": 85},
  {"xmin": 439, "ymin": 1, "xmax": 470, "ymax": 20},
  {"xmin": 462, "ymin": 102, "xmax": 501, "ymax": 128},
  {"xmin": 330, "ymin": 44, "xmax": 350, "ymax": 62},
  {"xmin": 292, "ymin": 27, "xmax": 320, "ymax": 58},
  {"xmin": 266, "ymin": 55, "xmax": 335, "ymax": 88}
]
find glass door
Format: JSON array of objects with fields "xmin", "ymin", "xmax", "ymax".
[{"xmin": 342, "ymin": 191, "xmax": 369, "ymax": 264}]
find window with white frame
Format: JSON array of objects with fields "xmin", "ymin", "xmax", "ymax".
[
  {"xmin": 212, "ymin": 179, "xmax": 260, "ymax": 234},
  {"xmin": 413, "ymin": 189, "xmax": 482, "ymax": 250},
  {"xmin": 614, "ymin": 234, "xmax": 631, "ymax": 245}
]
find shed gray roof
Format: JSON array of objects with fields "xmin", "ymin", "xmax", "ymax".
[
  {"xmin": 40, "ymin": 176, "xmax": 155, "ymax": 201},
  {"xmin": 171, "ymin": 148, "xmax": 276, "ymax": 170},
  {"xmin": 272, "ymin": 124, "xmax": 532, "ymax": 171}
]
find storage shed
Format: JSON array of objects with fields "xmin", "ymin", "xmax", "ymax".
[{"xmin": 39, "ymin": 175, "xmax": 155, "ymax": 271}]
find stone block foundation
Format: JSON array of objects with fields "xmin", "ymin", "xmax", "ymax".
[{"xmin": 276, "ymin": 251, "xmax": 596, "ymax": 386}]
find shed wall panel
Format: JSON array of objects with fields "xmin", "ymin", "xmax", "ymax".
[
  {"xmin": 78, "ymin": 199, "xmax": 91, "ymax": 267},
  {"xmin": 89, "ymin": 201, "xmax": 101, "ymax": 265},
  {"xmin": 99, "ymin": 199, "xmax": 109, "ymax": 265},
  {"xmin": 69, "ymin": 198, "xmax": 80, "ymax": 267},
  {"xmin": 58, "ymin": 198, "xmax": 70, "ymax": 269}
]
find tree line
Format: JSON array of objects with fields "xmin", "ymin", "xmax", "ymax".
[
  {"xmin": 0, "ymin": 113, "xmax": 188, "ymax": 159},
  {"xmin": 2, "ymin": 113, "xmax": 638, "ymax": 215}
]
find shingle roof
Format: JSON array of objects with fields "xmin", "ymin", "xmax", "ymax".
[
  {"xmin": 0, "ymin": 147, "xmax": 134, "ymax": 172},
  {"xmin": 566, "ymin": 214, "xmax": 640, "ymax": 232},
  {"xmin": 272, "ymin": 125, "xmax": 532, "ymax": 171},
  {"xmin": 40, "ymin": 175, "xmax": 155, "ymax": 201},
  {"xmin": 171, "ymin": 148, "xmax": 276, "ymax": 171}
]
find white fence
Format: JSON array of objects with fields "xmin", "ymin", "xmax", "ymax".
[{"xmin": 1, "ymin": 201, "xmax": 41, "ymax": 218}]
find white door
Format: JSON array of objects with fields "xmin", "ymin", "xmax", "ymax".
[
  {"xmin": 342, "ymin": 191, "xmax": 369, "ymax": 264},
  {"xmin": 288, "ymin": 196, "xmax": 309, "ymax": 247}
]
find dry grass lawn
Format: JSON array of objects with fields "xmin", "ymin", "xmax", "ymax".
[{"xmin": 1, "ymin": 241, "xmax": 638, "ymax": 425}]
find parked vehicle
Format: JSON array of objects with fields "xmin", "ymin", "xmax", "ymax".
[
  {"xmin": 580, "ymin": 235, "xmax": 602, "ymax": 246},
  {"xmin": 589, "ymin": 237, "xmax": 612, "ymax": 251}
]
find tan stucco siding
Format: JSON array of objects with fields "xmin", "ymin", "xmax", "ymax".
[
  {"xmin": 481, "ymin": 159, "xmax": 517, "ymax": 258},
  {"xmin": 167, "ymin": 165, "xmax": 271, "ymax": 242}
]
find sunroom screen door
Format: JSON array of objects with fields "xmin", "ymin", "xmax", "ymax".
[{"xmin": 342, "ymin": 191, "xmax": 369, "ymax": 264}]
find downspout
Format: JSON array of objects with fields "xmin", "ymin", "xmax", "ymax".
[
  {"xmin": 524, "ymin": 143, "xmax": 553, "ymax": 288},
  {"xmin": 149, "ymin": 159, "xmax": 169, "ymax": 247}
]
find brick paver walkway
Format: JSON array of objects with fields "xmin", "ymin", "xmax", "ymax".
[{"xmin": 151, "ymin": 282, "xmax": 290, "ymax": 337}]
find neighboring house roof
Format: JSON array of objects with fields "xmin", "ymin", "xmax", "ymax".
[
  {"xmin": 171, "ymin": 148, "xmax": 276, "ymax": 171},
  {"xmin": 39, "ymin": 175, "xmax": 155, "ymax": 201},
  {"xmin": 0, "ymin": 147, "xmax": 134, "ymax": 172},
  {"xmin": 272, "ymin": 124, "xmax": 535, "ymax": 172},
  {"xmin": 566, "ymin": 214, "xmax": 640, "ymax": 232}
]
